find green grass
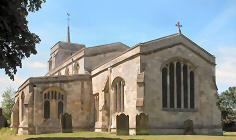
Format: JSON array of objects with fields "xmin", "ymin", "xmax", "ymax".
[{"xmin": 0, "ymin": 129, "xmax": 236, "ymax": 140}]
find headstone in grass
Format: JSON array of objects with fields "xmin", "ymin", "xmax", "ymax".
[
  {"xmin": 116, "ymin": 113, "xmax": 129, "ymax": 135},
  {"xmin": 136, "ymin": 113, "xmax": 149, "ymax": 135},
  {"xmin": 184, "ymin": 119, "xmax": 194, "ymax": 135},
  {"xmin": 0, "ymin": 108, "xmax": 8, "ymax": 128},
  {"xmin": 60, "ymin": 113, "xmax": 72, "ymax": 133}
]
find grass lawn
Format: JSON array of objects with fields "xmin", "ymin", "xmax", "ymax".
[{"xmin": 1, "ymin": 129, "xmax": 236, "ymax": 140}]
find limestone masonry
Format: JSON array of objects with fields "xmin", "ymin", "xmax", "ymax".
[{"xmin": 11, "ymin": 33, "xmax": 222, "ymax": 135}]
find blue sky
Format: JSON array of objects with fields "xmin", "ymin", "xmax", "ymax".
[{"xmin": 0, "ymin": 0, "xmax": 236, "ymax": 105}]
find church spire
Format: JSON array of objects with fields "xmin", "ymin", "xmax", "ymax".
[{"xmin": 67, "ymin": 13, "xmax": 71, "ymax": 47}]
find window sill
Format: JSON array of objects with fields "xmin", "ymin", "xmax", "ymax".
[{"xmin": 162, "ymin": 108, "xmax": 197, "ymax": 112}]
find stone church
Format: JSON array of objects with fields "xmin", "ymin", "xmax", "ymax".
[{"xmin": 11, "ymin": 25, "xmax": 222, "ymax": 135}]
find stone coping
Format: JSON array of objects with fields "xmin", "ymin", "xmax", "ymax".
[{"xmin": 16, "ymin": 74, "xmax": 91, "ymax": 94}]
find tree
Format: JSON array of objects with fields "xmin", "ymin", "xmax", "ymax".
[
  {"xmin": 1, "ymin": 87, "xmax": 15, "ymax": 122},
  {"xmin": 217, "ymin": 87, "xmax": 236, "ymax": 129},
  {"xmin": 0, "ymin": 0, "xmax": 45, "ymax": 80}
]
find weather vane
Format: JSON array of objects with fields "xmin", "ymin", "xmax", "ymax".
[{"xmin": 67, "ymin": 12, "xmax": 70, "ymax": 27}]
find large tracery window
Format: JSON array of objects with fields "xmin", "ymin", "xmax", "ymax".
[
  {"xmin": 43, "ymin": 90, "xmax": 65, "ymax": 119},
  {"xmin": 112, "ymin": 77, "xmax": 125, "ymax": 112},
  {"xmin": 162, "ymin": 60, "xmax": 195, "ymax": 110}
]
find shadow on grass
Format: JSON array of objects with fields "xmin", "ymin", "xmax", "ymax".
[
  {"xmin": 25, "ymin": 138, "xmax": 143, "ymax": 140},
  {"xmin": 26, "ymin": 138, "xmax": 121, "ymax": 140},
  {"xmin": 224, "ymin": 134, "xmax": 236, "ymax": 136}
]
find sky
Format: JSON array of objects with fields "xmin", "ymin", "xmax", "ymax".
[{"xmin": 0, "ymin": 0, "xmax": 236, "ymax": 106}]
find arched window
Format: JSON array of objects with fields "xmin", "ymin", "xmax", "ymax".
[
  {"xmin": 44, "ymin": 100, "xmax": 50, "ymax": 119},
  {"xmin": 73, "ymin": 62, "xmax": 80, "ymax": 74},
  {"xmin": 43, "ymin": 89, "xmax": 65, "ymax": 119},
  {"xmin": 162, "ymin": 60, "xmax": 195, "ymax": 110},
  {"xmin": 112, "ymin": 77, "xmax": 125, "ymax": 112}
]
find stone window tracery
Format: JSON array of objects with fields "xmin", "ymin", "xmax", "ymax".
[
  {"xmin": 112, "ymin": 77, "xmax": 125, "ymax": 112},
  {"xmin": 162, "ymin": 60, "xmax": 195, "ymax": 110},
  {"xmin": 43, "ymin": 90, "xmax": 65, "ymax": 119}
]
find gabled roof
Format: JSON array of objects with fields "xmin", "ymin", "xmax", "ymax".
[
  {"xmin": 92, "ymin": 33, "xmax": 216, "ymax": 75},
  {"xmin": 85, "ymin": 42, "xmax": 129, "ymax": 56},
  {"xmin": 50, "ymin": 41, "xmax": 85, "ymax": 55},
  {"xmin": 139, "ymin": 33, "xmax": 215, "ymax": 64}
]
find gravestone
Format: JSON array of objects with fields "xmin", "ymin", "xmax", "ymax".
[
  {"xmin": 0, "ymin": 108, "xmax": 8, "ymax": 128},
  {"xmin": 116, "ymin": 113, "xmax": 129, "ymax": 135},
  {"xmin": 136, "ymin": 113, "xmax": 149, "ymax": 135},
  {"xmin": 60, "ymin": 113, "xmax": 72, "ymax": 133},
  {"xmin": 184, "ymin": 119, "xmax": 194, "ymax": 135}
]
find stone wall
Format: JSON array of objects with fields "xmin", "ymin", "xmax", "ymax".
[
  {"xmin": 92, "ymin": 46, "xmax": 141, "ymax": 135},
  {"xmin": 13, "ymin": 75, "xmax": 94, "ymax": 134},
  {"xmin": 141, "ymin": 43, "xmax": 222, "ymax": 135}
]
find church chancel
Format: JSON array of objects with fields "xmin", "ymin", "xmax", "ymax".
[{"xmin": 11, "ymin": 22, "xmax": 222, "ymax": 135}]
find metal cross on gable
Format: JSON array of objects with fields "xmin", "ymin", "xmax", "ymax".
[{"xmin": 176, "ymin": 21, "xmax": 182, "ymax": 34}]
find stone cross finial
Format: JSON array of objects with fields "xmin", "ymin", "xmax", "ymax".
[{"xmin": 176, "ymin": 21, "xmax": 182, "ymax": 34}]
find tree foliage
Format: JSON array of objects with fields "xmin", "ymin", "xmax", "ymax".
[
  {"xmin": 1, "ymin": 87, "xmax": 15, "ymax": 122},
  {"xmin": 217, "ymin": 87, "xmax": 236, "ymax": 124},
  {"xmin": 0, "ymin": 0, "xmax": 45, "ymax": 80}
]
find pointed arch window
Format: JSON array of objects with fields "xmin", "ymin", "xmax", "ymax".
[
  {"xmin": 112, "ymin": 77, "xmax": 125, "ymax": 112},
  {"xmin": 43, "ymin": 89, "xmax": 65, "ymax": 119},
  {"xmin": 162, "ymin": 60, "xmax": 195, "ymax": 110}
]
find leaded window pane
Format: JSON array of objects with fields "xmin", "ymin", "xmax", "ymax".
[
  {"xmin": 44, "ymin": 101, "xmax": 50, "ymax": 119},
  {"xmin": 183, "ymin": 64, "xmax": 188, "ymax": 108},
  {"xmin": 162, "ymin": 67, "xmax": 168, "ymax": 108},
  {"xmin": 176, "ymin": 62, "xmax": 182, "ymax": 108},
  {"xmin": 190, "ymin": 71, "xmax": 195, "ymax": 109},
  {"xmin": 169, "ymin": 63, "xmax": 175, "ymax": 108}
]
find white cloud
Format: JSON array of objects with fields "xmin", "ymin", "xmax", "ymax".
[
  {"xmin": 215, "ymin": 47, "xmax": 236, "ymax": 92},
  {"xmin": 24, "ymin": 61, "xmax": 47, "ymax": 69}
]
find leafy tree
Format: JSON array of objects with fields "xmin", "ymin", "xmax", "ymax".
[
  {"xmin": 217, "ymin": 87, "xmax": 236, "ymax": 126},
  {"xmin": 1, "ymin": 87, "xmax": 15, "ymax": 123},
  {"xmin": 0, "ymin": 0, "xmax": 45, "ymax": 80}
]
